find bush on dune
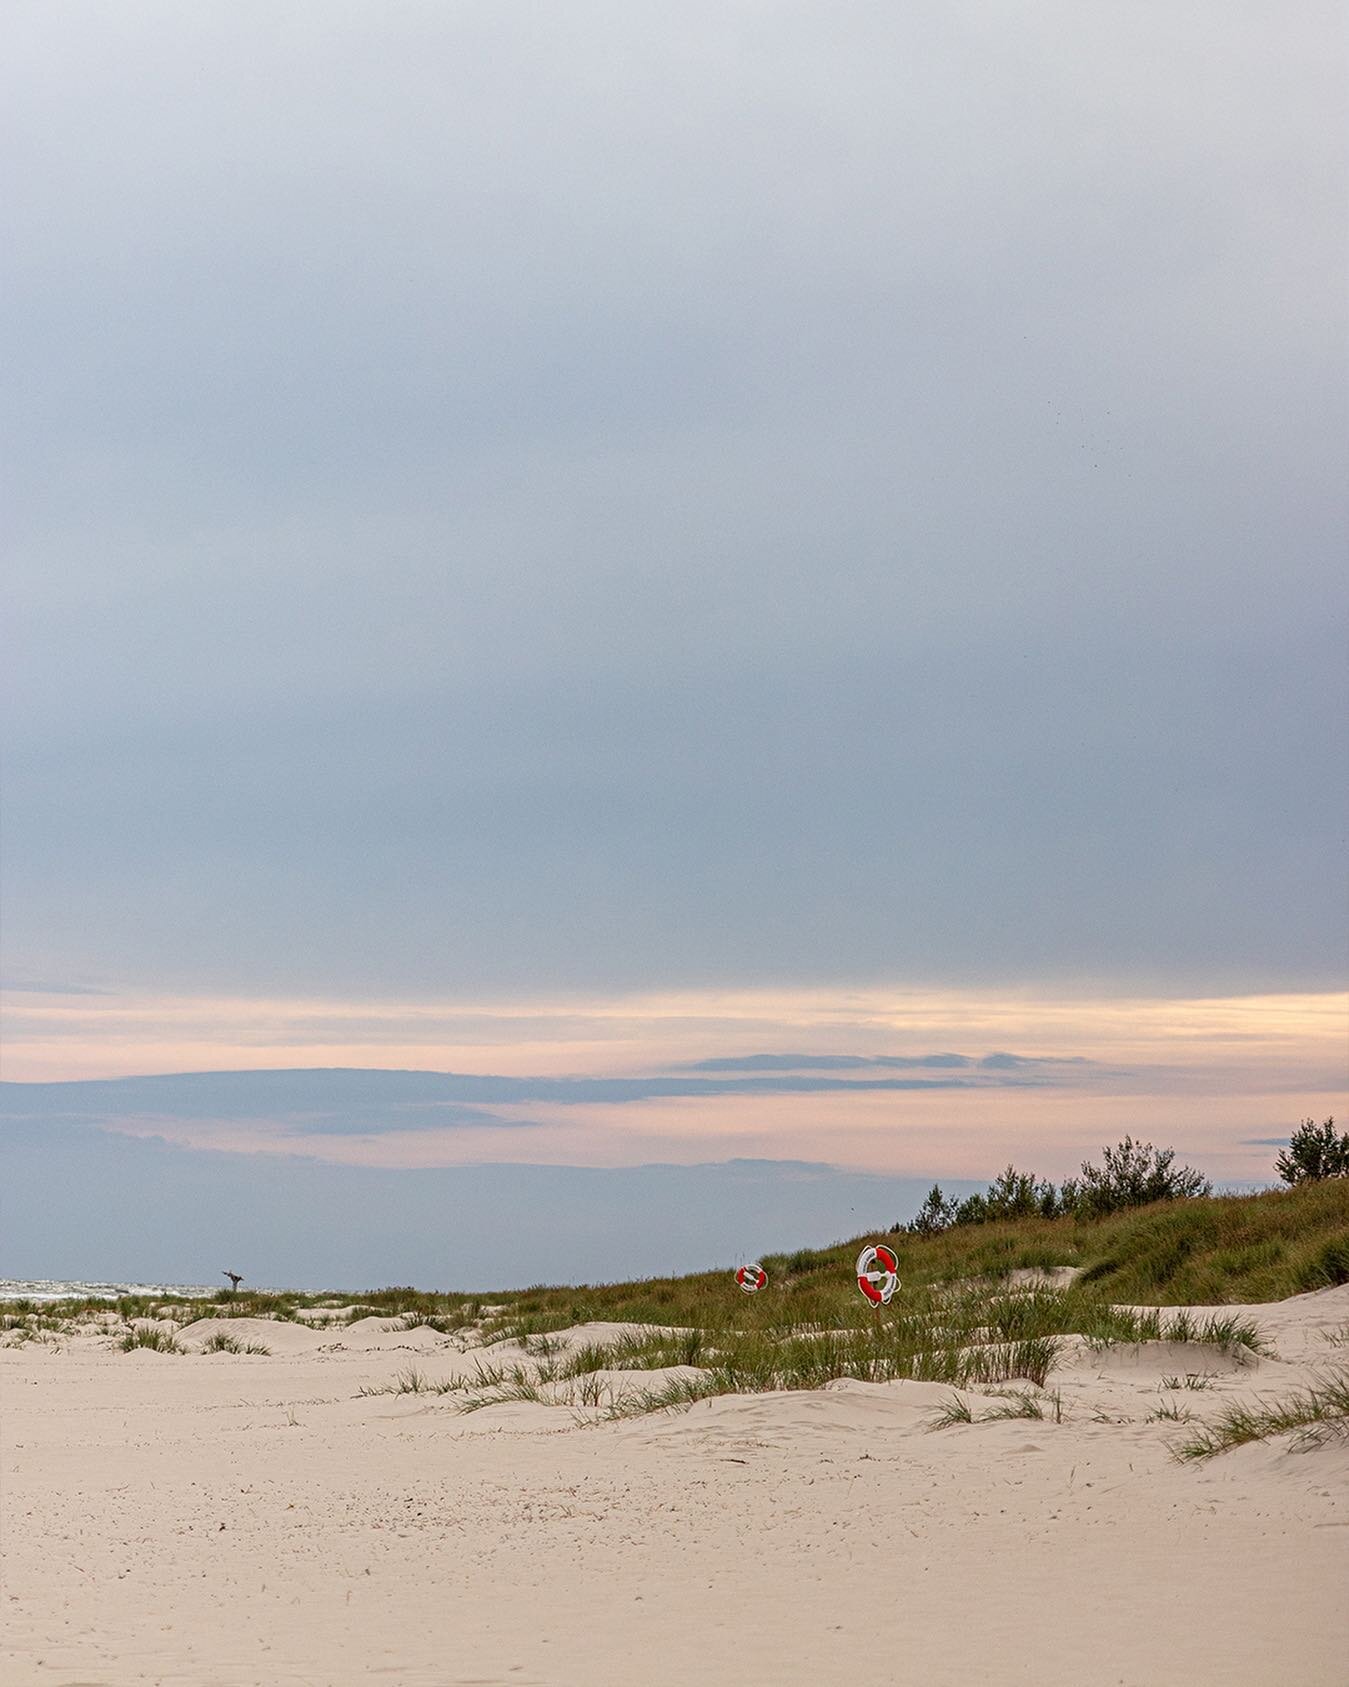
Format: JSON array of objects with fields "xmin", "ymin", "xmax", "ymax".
[
  {"xmin": 906, "ymin": 1137, "xmax": 1212, "ymax": 1236},
  {"xmin": 1277, "ymin": 1118, "xmax": 1349, "ymax": 1186}
]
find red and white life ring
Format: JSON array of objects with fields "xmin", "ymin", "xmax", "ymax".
[
  {"xmin": 735, "ymin": 1262, "xmax": 767, "ymax": 1293},
  {"xmin": 856, "ymin": 1243, "xmax": 900, "ymax": 1306}
]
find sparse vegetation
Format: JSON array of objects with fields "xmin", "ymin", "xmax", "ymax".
[
  {"xmin": 356, "ymin": 1357, "xmax": 517, "ymax": 1398},
  {"xmin": 357, "ymin": 1365, "xmax": 461, "ymax": 1397},
  {"xmin": 983, "ymin": 1389, "xmax": 1051, "ymax": 1422},
  {"xmin": 569, "ymin": 1372, "xmax": 611, "ymax": 1408},
  {"xmin": 927, "ymin": 1393, "xmax": 976, "ymax": 1428},
  {"xmin": 432, "ymin": 1283, "xmax": 1261, "ymax": 1419},
  {"xmin": 1176, "ymin": 1371, "xmax": 1349, "ymax": 1458},
  {"xmin": 927, "ymin": 1386, "xmax": 1064, "ymax": 1428},
  {"xmin": 578, "ymin": 1372, "xmax": 724, "ymax": 1421},
  {"xmin": 118, "ymin": 1326, "xmax": 183, "ymax": 1354},
  {"xmin": 200, "ymin": 1331, "xmax": 271, "ymax": 1355},
  {"xmin": 458, "ymin": 1372, "xmax": 547, "ymax": 1412}
]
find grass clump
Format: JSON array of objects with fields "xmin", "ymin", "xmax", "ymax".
[
  {"xmin": 981, "ymin": 1387, "xmax": 1065, "ymax": 1422},
  {"xmin": 458, "ymin": 1368, "xmax": 548, "ymax": 1413},
  {"xmin": 600, "ymin": 1373, "xmax": 727, "ymax": 1419},
  {"xmin": 1081, "ymin": 1307, "xmax": 1265, "ymax": 1360},
  {"xmin": 200, "ymin": 1330, "xmax": 270, "ymax": 1355},
  {"xmin": 357, "ymin": 1365, "xmax": 465, "ymax": 1397},
  {"xmin": 119, "ymin": 1326, "xmax": 183, "ymax": 1354},
  {"xmin": 927, "ymin": 1386, "xmax": 1064, "ymax": 1428},
  {"xmin": 1176, "ymin": 1370, "xmax": 1349, "ymax": 1459},
  {"xmin": 927, "ymin": 1393, "xmax": 976, "ymax": 1428}
]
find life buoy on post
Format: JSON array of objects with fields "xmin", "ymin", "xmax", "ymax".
[
  {"xmin": 855, "ymin": 1243, "xmax": 900, "ymax": 1306},
  {"xmin": 735, "ymin": 1263, "xmax": 767, "ymax": 1294}
]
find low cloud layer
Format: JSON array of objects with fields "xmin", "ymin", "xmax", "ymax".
[
  {"xmin": 0, "ymin": 1052, "xmax": 1076, "ymax": 1141},
  {"xmin": 682, "ymin": 1052, "xmax": 1091, "ymax": 1073},
  {"xmin": 1, "ymin": 984, "xmax": 1341, "ymax": 1183}
]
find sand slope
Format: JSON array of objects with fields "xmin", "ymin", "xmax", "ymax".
[{"xmin": 2, "ymin": 1285, "xmax": 1347, "ymax": 1685}]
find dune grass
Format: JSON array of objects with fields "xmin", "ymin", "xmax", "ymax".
[
  {"xmin": 11, "ymin": 1181, "xmax": 1343, "ymax": 1342},
  {"xmin": 986, "ymin": 1387, "xmax": 1064, "ymax": 1423},
  {"xmin": 200, "ymin": 1330, "xmax": 271, "ymax": 1355},
  {"xmin": 927, "ymin": 1393, "xmax": 977, "ymax": 1428},
  {"xmin": 356, "ymin": 1358, "xmax": 517, "ymax": 1398},
  {"xmin": 358, "ymin": 1365, "xmax": 455, "ymax": 1396},
  {"xmin": 1175, "ymin": 1370, "xmax": 1349, "ymax": 1458},
  {"xmin": 469, "ymin": 1182, "xmax": 1346, "ymax": 1342},
  {"xmin": 118, "ymin": 1326, "xmax": 183, "ymax": 1353},
  {"xmin": 8, "ymin": 1189, "xmax": 1339, "ymax": 1426},
  {"xmin": 440, "ymin": 1281, "xmax": 1264, "ymax": 1418},
  {"xmin": 927, "ymin": 1386, "xmax": 1065, "ymax": 1429},
  {"xmin": 9, "ymin": 1179, "xmax": 1342, "ymax": 1426}
]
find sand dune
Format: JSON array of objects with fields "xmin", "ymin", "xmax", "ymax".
[
  {"xmin": 177, "ymin": 1314, "xmax": 331, "ymax": 1353},
  {"xmin": 2, "ymin": 1285, "xmax": 1346, "ymax": 1684}
]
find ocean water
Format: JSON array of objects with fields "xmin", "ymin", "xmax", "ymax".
[{"xmin": 0, "ymin": 1279, "xmax": 220, "ymax": 1304}]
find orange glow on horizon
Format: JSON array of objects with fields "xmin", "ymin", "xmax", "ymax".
[
  {"xmin": 1, "ymin": 982, "xmax": 1344, "ymax": 1180},
  {"xmin": 3, "ymin": 982, "xmax": 1344, "ymax": 1083}
]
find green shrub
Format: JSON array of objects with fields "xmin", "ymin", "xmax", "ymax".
[
  {"xmin": 904, "ymin": 1184, "xmax": 960, "ymax": 1234},
  {"xmin": 1277, "ymin": 1118, "xmax": 1349, "ymax": 1185},
  {"xmin": 913, "ymin": 1140, "xmax": 1211, "ymax": 1233},
  {"xmin": 1071, "ymin": 1137, "xmax": 1211, "ymax": 1216}
]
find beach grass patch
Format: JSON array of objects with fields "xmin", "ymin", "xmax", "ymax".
[
  {"xmin": 1176, "ymin": 1370, "xmax": 1349, "ymax": 1458},
  {"xmin": 119, "ymin": 1326, "xmax": 183, "ymax": 1354}
]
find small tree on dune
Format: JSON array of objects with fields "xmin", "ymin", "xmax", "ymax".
[
  {"xmin": 1071, "ymin": 1136, "xmax": 1210, "ymax": 1217},
  {"xmin": 950, "ymin": 1165, "xmax": 1059, "ymax": 1226},
  {"xmin": 902, "ymin": 1138, "xmax": 1213, "ymax": 1232},
  {"xmin": 1276, "ymin": 1118, "xmax": 1349, "ymax": 1185},
  {"xmin": 904, "ymin": 1184, "xmax": 959, "ymax": 1235}
]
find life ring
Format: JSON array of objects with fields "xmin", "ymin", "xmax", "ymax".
[
  {"xmin": 735, "ymin": 1262, "xmax": 767, "ymax": 1293},
  {"xmin": 855, "ymin": 1243, "xmax": 900, "ymax": 1306}
]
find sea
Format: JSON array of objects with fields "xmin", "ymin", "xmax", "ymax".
[{"xmin": 0, "ymin": 1279, "xmax": 221, "ymax": 1304}]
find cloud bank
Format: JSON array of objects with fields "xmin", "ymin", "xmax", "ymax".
[{"xmin": 2, "ymin": 3, "xmax": 1344, "ymax": 1004}]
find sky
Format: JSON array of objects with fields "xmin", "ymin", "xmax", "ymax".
[{"xmin": 1, "ymin": 4, "xmax": 1345, "ymax": 1283}]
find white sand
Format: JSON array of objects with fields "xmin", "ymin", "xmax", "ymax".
[{"xmin": 2, "ymin": 1285, "xmax": 1346, "ymax": 1685}]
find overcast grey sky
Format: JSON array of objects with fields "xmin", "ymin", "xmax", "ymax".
[{"xmin": 4, "ymin": 1, "xmax": 1346, "ymax": 1004}]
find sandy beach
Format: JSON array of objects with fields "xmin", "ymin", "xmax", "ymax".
[{"xmin": 3, "ymin": 1284, "xmax": 1346, "ymax": 1686}]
